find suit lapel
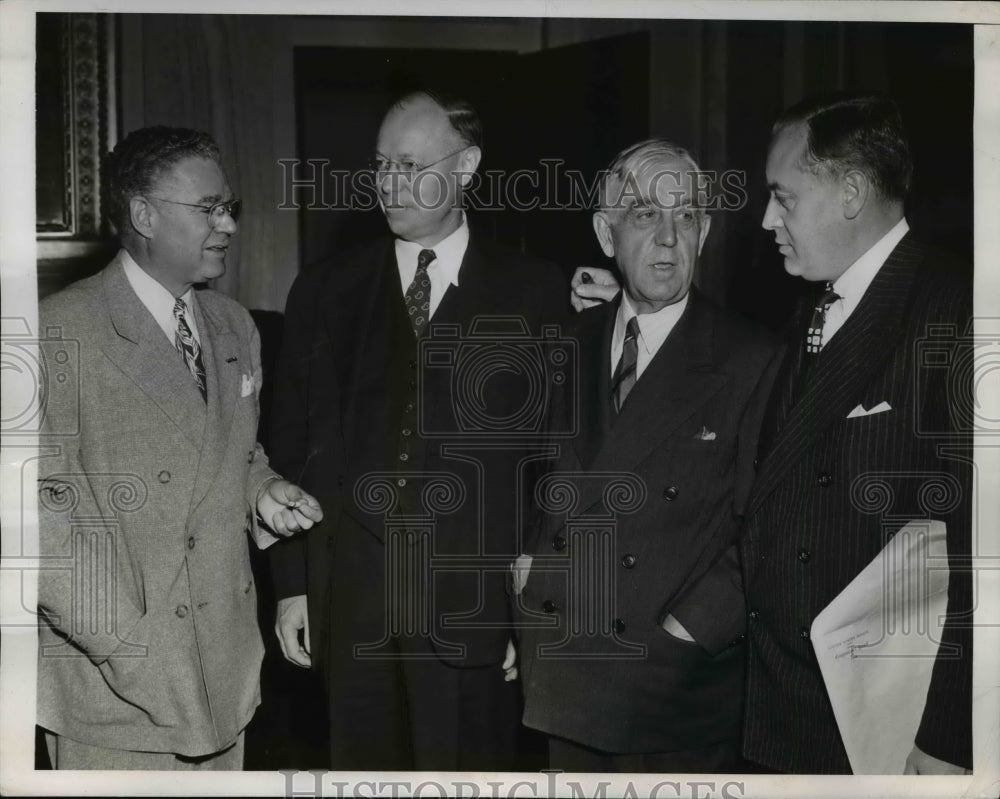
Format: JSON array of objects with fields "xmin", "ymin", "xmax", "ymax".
[
  {"xmin": 188, "ymin": 292, "xmax": 240, "ymax": 510},
  {"xmin": 100, "ymin": 255, "xmax": 205, "ymax": 449},
  {"xmin": 747, "ymin": 235, "xmax": 923, "ymax": 516},
  {"xmin": 571, "ymin": 301, "xmax": 616, "ymax": 471}
]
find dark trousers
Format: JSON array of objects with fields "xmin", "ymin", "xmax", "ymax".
[
  {"xmin": 549, "ymin": 735, "xmax": 741, "ymax": 773},
  {"xmin": 323, "ymin": 519, "xmax": 522, "ymax": 771}
]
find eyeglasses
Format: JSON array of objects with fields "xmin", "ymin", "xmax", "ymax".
[
  {"xmin": 149, "ymin": 197, "xmax": 242, "ymax": 226},
  {"xmin": 369, "ymin": 146, "xmax": 468, "ymax": 181}
]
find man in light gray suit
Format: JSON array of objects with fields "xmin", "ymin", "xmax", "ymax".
[{"xmin": 36, "ymin": 126, "xmax": 322, "ymax": 770}]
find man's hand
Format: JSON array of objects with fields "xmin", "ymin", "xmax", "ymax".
[
  {"xmin": 571, "ymin": 266, "xmax": 620, "ymax": 312},
  {"xmin": 276, "ymin": 594, "xmax": 311, "ymax": 667},
  {"xmin": 903, "ymin": 744, "xmax": 970, "ymax": 775},
  {"xmin": 257, "ymin": 479, "xmax": 323, "ymax": 536},
  {"xmin": 502, "ymin": 637, "xmax": 518, "ymax": 682}
]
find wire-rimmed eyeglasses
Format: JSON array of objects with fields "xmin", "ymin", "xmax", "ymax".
[
  {"xmin": 368, "ymin": 146, "xmax": 468, "ymax": 181},
  {"xmin": 149, "ymin": 196, "xmax": 243, "ymax": 226}
]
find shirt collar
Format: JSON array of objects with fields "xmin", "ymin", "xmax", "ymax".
[
  {"xmin": 121, "ymin": 249, "xmax": 197, "ymax": 342},
  {"xmin": 614, "ymin": 291, "xmax": 690, "ymax": 357},
  {"xmin": 832, "ymin": 217, "xmax": 909, "ymax": 303},
  {"xmin": 394, "ymin": 212, "xmax": 469, "ymax": 287}
]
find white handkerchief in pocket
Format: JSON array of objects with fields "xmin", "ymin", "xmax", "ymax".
[
  {"xmin": 846, "ymin": 401, "xmax": 892, "ymax": 419},
  {"xmin": 241, "ymin": 373, "xmax": 255, "ymax": 397}
]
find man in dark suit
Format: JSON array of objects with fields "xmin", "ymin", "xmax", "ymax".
[
  {"xmin": 36, "ymin": 127, "xmax": 322, "ymax": 770},
  {"xmin": 514, "ymin": 139, "xmax": 778, "ymax": 772},
  {"xmin": 741, "ymin": 92, "xmax": 972, "ymax": 775},
  {"xmin": 268, "ymin": 90, "xmax": 568, "ymax": 770}
]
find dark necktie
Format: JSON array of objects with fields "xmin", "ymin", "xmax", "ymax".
[
  {"xmin": 611, "ymin": 316, "xmax": 640, "ymax": 415},
  {"xmin": 805, "ymin": 282, "xmax": 841, "ymax": 355},
  {"xmin": 173, "ymin": 298, "xmax": 207, "ymax": 402},
  {"xmin": 405, "ymin": 249, "xmax": 435, "ymax": 338}
]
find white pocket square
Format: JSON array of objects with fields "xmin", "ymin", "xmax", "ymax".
[
  {"xmin": 693, "ymin": 425, "xmax": 717, "ymax": 441},
  {"xmin": 240, "ymin": 374, "xmax": 255, "ymax": 397},
  {"xmin": 846, "ymin": 401, "xmax": 892, "ymax": 419}
]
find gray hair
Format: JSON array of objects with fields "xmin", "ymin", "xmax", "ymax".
[{"xmin": 597, "ymin": 138, "xmax": 706, "ymax": 212}]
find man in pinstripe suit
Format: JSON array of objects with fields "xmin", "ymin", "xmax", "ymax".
[{"xmin": 741, "ymin": 92, "xmax": 972, "ymax": 775}]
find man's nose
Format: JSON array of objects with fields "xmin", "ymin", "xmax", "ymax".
[
  {"xmin": 215, "ymin": 210, "xmax": 237, "ymax": 235},
  {"xmin": 655, "ymin": 214, "xmax": 677, "ymax": 247},
  {"xmin": 762, "ymin": 197, "xmax": 782, "ymax": 230}
]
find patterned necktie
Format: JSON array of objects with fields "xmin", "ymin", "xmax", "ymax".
[
  {"xmin": 805, "ymin": 282, "xmax": 841, "ymax": 354},
  {"xmin": 173, "ymin": 298, "xmax": 207, "ymax": 402},
  {"xmin": 611, "ymin": 316, "xmax": 640, "ymax": 415},
  {"xmin": 404, "ymin": 249, "xmax": 435, "ymax": 338}
]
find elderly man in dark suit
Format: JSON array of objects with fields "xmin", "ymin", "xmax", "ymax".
[
  {"xmin": 515, "ymin": 139, "xmax": 778, "ymax": 772},
  {"xmin": 741, "ymin": 92, "xmax": 972, "ymax": 775},
  {"xmin": 36, "ymin": 126, "xmax": 322, "ymax": 770},
  {"xmin": 268, "ymin": 90, "xmax": 568, "ymax": 771}
]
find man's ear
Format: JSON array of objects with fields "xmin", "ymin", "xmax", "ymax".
[
  {"xmin": 457, "ymin": 146, "xmax": 482, "ymax": 188},
  {"xmin": 842, "ymin": 169, "xmax": 869, "ymax": 220},
  {"xmin": 592, "ymin": 212, "xmax": 616, "ymax": 258},
  {"xmin": 696, "ymin": 213, "xmax": 712, "ymax": 256},
  {"xmin": 129, "ymin": 196, "xmax": 155, "ymax": 240}
]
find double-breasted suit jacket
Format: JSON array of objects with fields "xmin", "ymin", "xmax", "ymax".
[
  {"xmin": 268, "ymin": 234, "xmax": 569, "ymax": 674},
  {"xmin": 741, "ymin": 234, "xmax": 973, "ymax": 773},
  {"xmin": 516, "ymin": 289, "xmax": 778, "ymax": 754},
  {"xmin": 37, "ymin": 252, "xmax": 279, "ymax": 757}
]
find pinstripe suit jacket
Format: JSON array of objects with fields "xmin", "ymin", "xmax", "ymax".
[
  {"xmin": 741, "ymin": 234, "xmax": 973, "ymax": 773},
  {"xmin": 36, "ymin": 252, "xmax": 279, "ymax": 757}
]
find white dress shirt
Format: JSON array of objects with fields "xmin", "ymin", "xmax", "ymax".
[
  {"xmin": 823, "ymin": 217, "xmax": 909, "ymax": 347},
  {"xmin": 610, "ymin": 292, "xmax": 690, "ymax": 380},
  {"xmin": 122, "ymin": 250, "xmax": 201, "ymax": 346},
  {"xmin": 395, "ymin": 214, "xmax": 470, "ymax": 319}
]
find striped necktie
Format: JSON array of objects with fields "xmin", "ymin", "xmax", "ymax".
[
  {"xmin": 173, "ymin": 298, "xmax": 207, "ymax": 402},
  {"xmin": 611, "ymin": 316, "xmax": 640, "ymax": 415},
  {"xmin": 405, "ymin": 249, "xmax": 435, "ymax": 338}
]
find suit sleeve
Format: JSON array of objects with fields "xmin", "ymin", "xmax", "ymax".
[
  {"xmin": 266, "ymin": 273, "xmax": 317, "ymax": 599},
  {"xmin": 669, "ymin": 335, "xmax": 781, "ymax": 656},
  {"xmin": 36, "ymin": 310, "xmax": 148, "ymax": 665},
  {"xmin": 242, "ymin": 313, "xmax": 283, "ymax": 549},
  {"xmin": 914, "ymin": 287, "xmax": 973, "ymax": 769}
]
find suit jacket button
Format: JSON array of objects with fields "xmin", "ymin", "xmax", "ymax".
[
  {"xmin": 397, "ymin": 477, "xmax": 407, "ymax": 487},
  {"xmin": 621, "ymin": 553, "xmax": 637, "ymax": 568},
  {"xmin": 752, "ymin": 458, "xmax": 760, "ymax": 471},
  {"xmin": 817, "ymin": 472, "xmax": 833, "ymax": 487},
  {"xmin": 399, "ymin": 452, "xmax": 409, "ymax": 462},
  {"xmin": 401, "ymin": 427, "xmax": 412, "ymax": 437},
  {"xmin": 662, "ymin": 485, "xmax": 679, "ymax": 501},
  {"xmin": 158, "ymin": 470, "xmax": 171, "ymax": 483},
  {"xmin": 800, "ymin": 627, "xmax": 810, "ymax": 640},
  {"xmin": 187, "ymin": 536, "xmax": 196, "ymax": 550},
  {"xmin": 613, "ymin": 618, "xmax": 626, "ymax": 634},
  {"xmin": 749, "ymin": 609, "xmax": 760, "ymax": 622},
  {"xmin": 731, "ymin": 633, "xmax": 746, "ymax": 647},
  {"xmin": 552, "ymin": 535, "xmax": 567, "ymax": 551},
  {"xmin": 798, "ymin": 548, "xmax": 810, "ymax": 563},
  {"xmin": 542, "ymin": 600, "xmax": 557, "ymax": 614},
  {"xmin": 176, "ymin": 604, "xmax": 189, "ymax": 618}
]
